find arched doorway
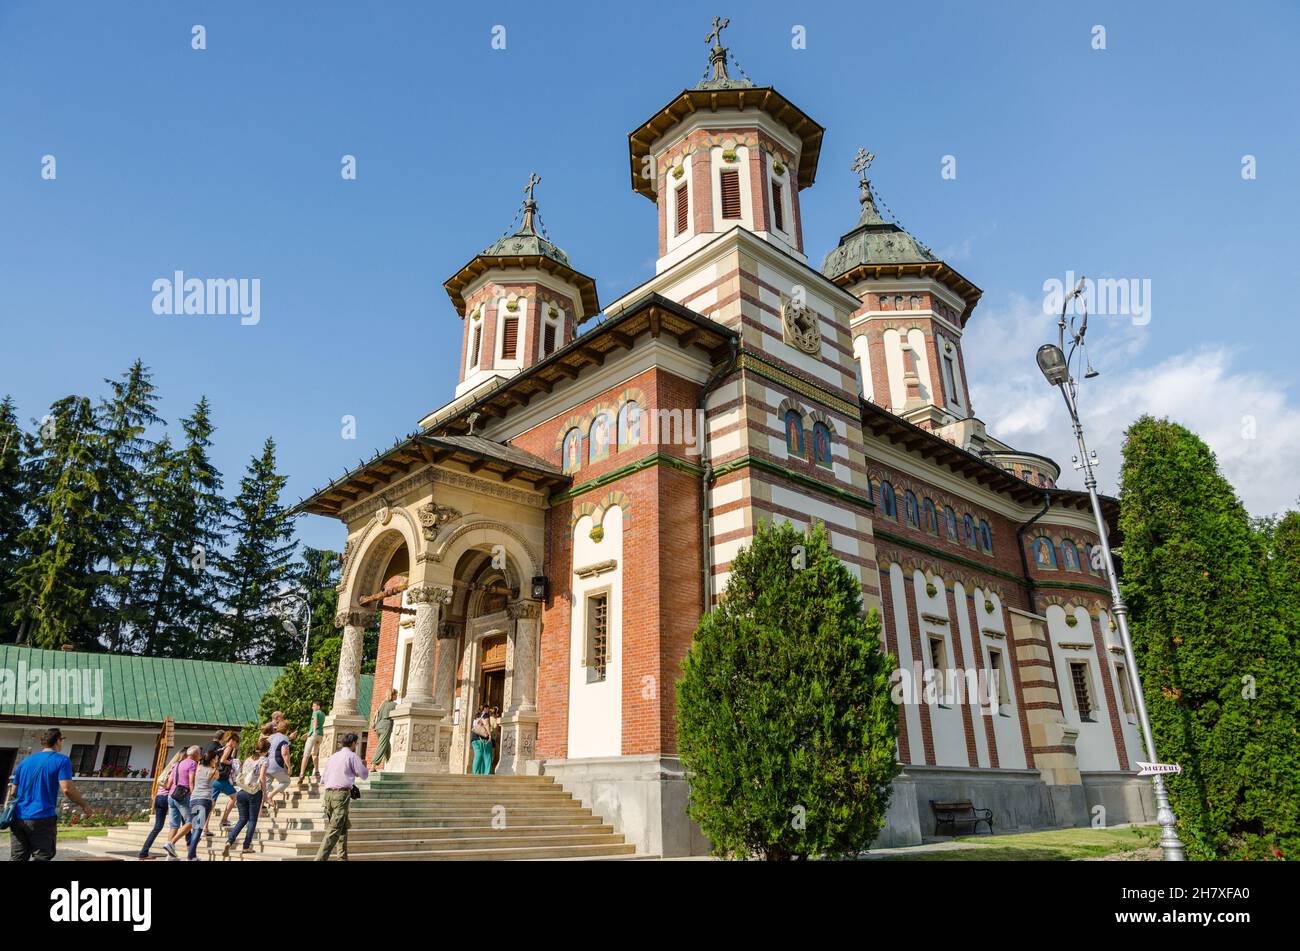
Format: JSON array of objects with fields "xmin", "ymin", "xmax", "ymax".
[{"xmin": 443, "ymin": 547, "xmax": 530, "ymax": 773}]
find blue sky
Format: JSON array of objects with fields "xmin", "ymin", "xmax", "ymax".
[{"xmin": 2, "ymin": 0, "xmax": 1297, "ymax": 554}]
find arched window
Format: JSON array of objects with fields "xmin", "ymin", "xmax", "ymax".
[
  {"xmin": 589, "ymin": 412, "xmax": 612, "ymax": 464},
  {"xmin": 1084, "ymin": 544, "xmax": 1100, "ymax": 575},
  {"xmin": 561, "ymin": 428, "xmax": 582, "ymax": 474},
  {"xmin": 1062, "ymin": 540, "xmax": 1081, "ymax": 571},
  {"xmin": 978, "ymin": 519, "xmax": 993, "ymax": 553},
  {"xmin": 881, "ymin": 481, "xmax": 897, "ymax": 519},
  {"xmin": 617, "ymin": 401, "xmax": 642, "ymax": 449},
  {"xmin": 944, "ymin": 506, "xmax": 958, "ymax": 541},
  {"xmin": 1033, "ymin": 537, "xmax": 1058, "ymax": 568},
  {"xmin": 812, "ymin": 422, "xmax": 833, "ymax": 468},
  {"xmin": 963, "ymin": 514, "xmax": 976, "ymax": 548},
  {"xmin": 910, "ymin": 294, "xmax": 921, "ymax": 310},
  {"xmin": 922, "ymin": 498, "xmax": 938, "ymax": 534},
  {"xmin": 784, "ymin": 410, "xmax": 805, "ymax": 458},
  {"xmin": 904, "ymin": 491, "xmax": 920, "ymax": 528}
]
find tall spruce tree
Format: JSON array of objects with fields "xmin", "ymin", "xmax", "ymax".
[
  {"xmin": 11, "ymin": 396, "xmax": 110, "ymax": 649},
  {"xmin": 217, "ymin": 437, "xmax": 296, "ymax": 663},
  {"xmin": 93, "ymin": 361, "xmax": 164, "ymax": 652},
  {"xmin": 1119, "ymin": 416, "xmax": 1300, "ymax": 859},
  {"xmin": 676, "ymin": 520, "xmax": 899, "ymax": 860},
  {"xmin": 141, "ymin": 398, "xmax": 226, "ymax": 658},
  {"xmin": 0, "ymin": 397, "xmax": 29, "ymax": 640}
]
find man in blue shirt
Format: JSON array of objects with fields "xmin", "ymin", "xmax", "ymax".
[{"xmin": 5, "ymin": 728, "xmax": 90, "ymax": 861}]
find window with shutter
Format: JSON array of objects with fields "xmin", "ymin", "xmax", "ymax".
[
  {"xmin": 586, "ymin": 592, "xmax": 609, "ymax": 682},
  {"xmin": 543, "ymin": 322, "xmax": 556, "ymax": 356},
  {"xmin": 470, "ymin": 324, "xmax": 482, "ymax": 368},
  {"xmin": 674, "ymin": 184, "xmax": 688, "ymax": 235},
  {"xmin": 771, "ymin": 180, "xmax": 784, "ymax": 231},
  {"xmin": 719, "ymin": 169, "xmax": 741, "ymax": 219},
  {"xmin": 502, "ymin": 316, "xmax": 518, "ymax": 359}
]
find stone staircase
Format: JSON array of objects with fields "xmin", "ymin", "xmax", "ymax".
[{"xmin": 78, "ymin": 773, "xmax": 636, "ymax": 861}]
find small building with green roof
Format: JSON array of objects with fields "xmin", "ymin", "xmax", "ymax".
[{"xmin": 0, "ymin": 645, "xmax": 372, "ymax": 813}]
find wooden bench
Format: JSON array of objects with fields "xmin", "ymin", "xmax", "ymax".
[{"xmin": 929, "ymin": 799, "xmax": 994, "ymax": 836}]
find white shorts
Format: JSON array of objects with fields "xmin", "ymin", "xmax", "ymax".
[{"xmin": 302, "ymin": 735, "xmax": 320, "ymax": 758}]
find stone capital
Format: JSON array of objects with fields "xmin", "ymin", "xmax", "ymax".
[
  {"xmin": 334, "ymin": 609, "xmax": 375, "ymax": 629},
  {"xmin": 506, "ymin": 599, "xmax": 542, "ymax": 620},
  {"xmin": 408, "ymin": 582, "xmax": 454, "ymax": 606}
]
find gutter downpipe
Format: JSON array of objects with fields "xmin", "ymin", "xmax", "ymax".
[
  {"xmin": 699, "ymin": 338, "xmax": 739, "ymax": 616},
  {"xmin": 1016, "ymin": 488, "xmax": 1054, "ymax": 604}
]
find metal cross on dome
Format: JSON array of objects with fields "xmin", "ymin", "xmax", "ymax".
[
  {"xmin": 852, "ymin": 147, "xmax": 875, "ymax": 181},
  {"xmin": 524, "ymin": 172, "xmax": 541, "ymax": 202},
  {"xmin": 706, "ymin": 16, "xmax": 730, "ymax": 49}
]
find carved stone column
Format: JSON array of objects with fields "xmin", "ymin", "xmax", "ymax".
[
  {"xmin": 497, "ymin": 600, "xmax": 542, "ymax": 776},
  {"xmin": 323, "ymin": 610, "xmax": 373, "ymax": 762},
  {"xmin": 386, "ymin": 585, "xmax": 454, "ymax": 775},
  {"xmin": 433, "ymin": 620, "xmax": 462, "ymax": 712},
  {"xmin": 403, "ymin": 583, "xmax": 446, "ymax": 704}
]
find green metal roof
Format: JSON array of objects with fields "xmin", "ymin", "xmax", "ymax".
[
  {"xmin": 821, "ymin": 180, "xmax": 938, "ymax": 279},
  {"xmin": 0, "ymin": 645, "xmax": 374, "ymax": 728}
]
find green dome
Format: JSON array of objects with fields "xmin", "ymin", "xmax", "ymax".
[{"xmin": 821, "ymin": 181, "xmax": 937, "ymax": 280}]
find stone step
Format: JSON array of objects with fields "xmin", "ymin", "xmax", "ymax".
[
  {"xmin": 101, "ymin": 814, "xmax": 609, "ymax": 845},
  {"xmin": 276, "ymin": 831, "xmax": 626, "ymax": 855},
  {"xmin": 287, "ymin": 842, "xmax": 637, "ymax": 861},
  {"xmin": 79, "ymin": 772, "xmax": 634, "ymax": 861}
]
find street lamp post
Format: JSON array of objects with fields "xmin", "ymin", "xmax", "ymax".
[
  {"xmin": 1036, "ymin": 282, "xmax": 1186, "ymax": 861},
  {"xmin": 281, "ymin": 597, "xmax": 314, "ymax": 667}
]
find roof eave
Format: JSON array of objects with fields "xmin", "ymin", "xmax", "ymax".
[
  {"xmin": 830, "ymin": 260, "xmax": 983, "ymax": 325},
  {"xmin": 627, "ymin": 86, "xmax": 824, "ymax": 202},
  {"xmin": 443, "ymin": 253, "xmax": 601, "ymax": 318}
]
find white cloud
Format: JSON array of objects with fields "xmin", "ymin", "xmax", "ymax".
[{"xmin": 964, "ymin": 294, "xmax": 1300, "ymax": 517}]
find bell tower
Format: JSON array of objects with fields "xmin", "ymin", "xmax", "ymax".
[
  {"xmin": 444, "ymin": 174, "xmax": 599, "ymax": 398},
  {"xmin": 822, "ymin": 149, "xmax": 983, "ymax": 439},
  {"xmin": 627, "ymin": 17, "xmax": 824, "ymax": 273}
]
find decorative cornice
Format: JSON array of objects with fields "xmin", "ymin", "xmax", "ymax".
[
  {"xmin": 921, "ymin": 612, "xmax": 949, "ymax": 626},
  {"xmin": 574, "ymin": 559, "xmax": 618, "ymax": 579},
  {"xmin": 980, "ymin": 628, "xmax": 1006, "ymax": 639},
  {"xmin": 550, "ymin": 451, "xmax": 704, "ymax": 505},
  {"xmin": 1057, "ymin": 642, "xmax": 1094, "ymax": 651},
  {"xmin": 737, "ymin": 350, "xmax": 859, "ymax": 418},
  {"xmin": 340, "ymin": 464, "xmax": 549, "ymax": 523}
]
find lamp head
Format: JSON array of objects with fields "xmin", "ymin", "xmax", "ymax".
[{"xmin": 1036, "ymin": 344, "xmax": 1070, "ymax": 386}]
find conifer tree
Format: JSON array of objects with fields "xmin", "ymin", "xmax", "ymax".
[
  {"xmin": 141, "ymin": 398, "xmax": 225, "ymax": 657},
  {"xmin": 217, "ymin": 437, "xmax": 297, "ymax": 663},
  {"xmin": 1119, "ymin": 416, "xmax": 1300, "ymax": 859},
  {"xmin": 11, "ymin": 396, "xmax": 109, "ymax": 649},
  {"xmin": 94, "ymin": 361, "xmax": 164, "ymax": 651},
  {"xmin": 0, "ymin": 397, "xmax": 29, "ymax": 640},
  {"xmin": 676, "ymin": 520, "xmax": 899, "ymax": 860}
]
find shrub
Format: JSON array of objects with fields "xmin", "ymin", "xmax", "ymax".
[{"xmin": 676, "ymin": 520, "xmax": 899, "ymax": 859}]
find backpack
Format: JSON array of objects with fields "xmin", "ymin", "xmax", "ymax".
[{"xmin": 237, "ymin": 758, "xmax": 262, "ymax": 794}]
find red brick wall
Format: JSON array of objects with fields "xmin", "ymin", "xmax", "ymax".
[
  {"xmin": 515, "ymin": 366, "xmax": 704, "ymax": 757},
  {"xmin": 365, "ymin": 575, "xmax": 404, "ymax": 766}
]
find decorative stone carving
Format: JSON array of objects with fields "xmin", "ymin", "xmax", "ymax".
[
  {"xmin": 375, "ymin": 500, "xmax": 392, "ymax": 525},
  {"xmin": 506, "ymin": 600, "xmax": 541, "ymax": 620},
  {"xmin": 392, "ymin": 722, "xmax": 409, "ymax": 753},
  {"xmin": 408, "ymin": 582, "xmax": 454, "ymax": 605},
  {"xmin": 781, "ymin": 295, "xmax": 821, "ymax": 355},
  {"xmin": 418, "ymin": 501, "xmax": 462, "ymax": 541},
  {"xmin": 412, "ymin": 723, "xmax": 438, "ymax": 752}
]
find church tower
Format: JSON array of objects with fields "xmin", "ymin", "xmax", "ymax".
[
  {"xmin": 628, "ymin": 17, "xmax": 824, "ymax": 273},
  {"xmin": 444, "ymin": 174, "xmax": 599, "ymax": 398},
  {"xmin": 822, "ymin": 151, "xmax": 984, "ymax": 443}
]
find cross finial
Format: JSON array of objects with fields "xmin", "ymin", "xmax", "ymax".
[
  {"xmin": 706, "ymin": 16, "xmax": 730, "ymax": 49},
  {"xmin": 851, "ymin": 147, "xmax": 875, "ymax": 181},
  {"xmin": 524, "ymin": 172, "xmax": 541, "ymax": 203}
]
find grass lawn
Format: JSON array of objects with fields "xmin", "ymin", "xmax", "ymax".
[
  {"xmin": 877, "ymin": 825, "xmax": 1160, "ymax": 861},
  {"xmin": 1, "ymin": 825, "xmax": 119, "ymax": 844}
]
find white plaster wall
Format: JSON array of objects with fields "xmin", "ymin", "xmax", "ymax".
[
  {"xmin": 914, "ymin": 572, "xmax": 966, "ymax": 767},
  {"xmin": 1046, "ymin": 604, "xmax": 1120, "ymax": 772},
  {"xmin": 952, "ymin": 582, "xmax": 990, "ymax": 768},
  {"xmin": 567, "ymin": 510, "xmax": 624, "ymax": 758},
  {"xmin": 888, "ymin": 565, "xmax": 924, "ymax": 766},
  {"xmin": 854, "ymin": 333, "xmax": 873, "ymax": 401},
  {"xmin": 975, "ymin": 589, "xmax": 1027, "ymax": 769}
]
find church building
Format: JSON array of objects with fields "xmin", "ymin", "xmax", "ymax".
[{"xmin": 295, "ymin": 23, "xmax": 1153, "ymax": 856}]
